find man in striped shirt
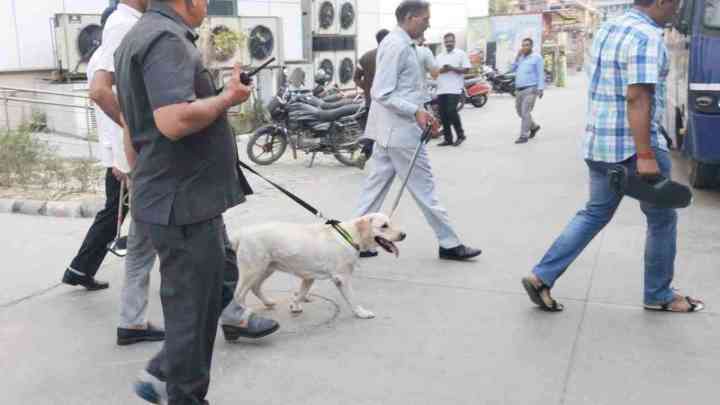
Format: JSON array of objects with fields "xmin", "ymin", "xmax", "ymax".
[{"xmin": 521, "ymin": 0, "xmax": 704, "ymax": 313}]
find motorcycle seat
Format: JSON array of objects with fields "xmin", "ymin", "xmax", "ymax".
[
  {"xmin": 465, "ymin": 77, "xmax": 484, "ymax": 86},
  {"xmin": 289, "ymin": 103, "xmax": 361, "ymax": 122},
  {"xmin": 302, "ymin": 96, "xmax": 356, "ymax": 110}
]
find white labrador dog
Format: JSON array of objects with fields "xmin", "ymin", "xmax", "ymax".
[{"xmin": 230, "ymin": 213, "xmax": 406, "ymax": 319}]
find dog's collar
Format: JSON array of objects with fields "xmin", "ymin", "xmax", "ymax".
[{"xmin": 326, "ymin": 220, "xmax": 360, "ymax": 252}]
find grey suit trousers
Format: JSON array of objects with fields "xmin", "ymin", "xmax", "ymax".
[{"xmin": 355, "ymin": 144, "xmax": 461, "ymax": 249}]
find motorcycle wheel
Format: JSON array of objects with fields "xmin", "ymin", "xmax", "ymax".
[
  {"xmin": 246, "ymin": 126, "xmax": 288, "ymax": 166},
  {"xmin": 470, "ymin": 94, "xmax": 488, "ymax": 108},
  {"xmin": 333, "ymin": 144, "xmax": 364, "ymax": 167}
]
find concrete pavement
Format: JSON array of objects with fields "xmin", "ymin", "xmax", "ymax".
[{"xmin": 1, "ymin": 74, "xmax": 719, "ymax": 405}]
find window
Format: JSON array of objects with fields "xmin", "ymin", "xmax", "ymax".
[
  {"xmin": 207, "ymin": 0, "xmax": 236, "ymax": 16},
  {"xmin": 705, "ymin": 0, "xmax": 720, "ymax": 28}
]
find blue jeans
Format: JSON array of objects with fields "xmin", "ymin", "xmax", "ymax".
[{"xmin": 532, "ymin": 149, "xmax": 677, "ymax": 305}]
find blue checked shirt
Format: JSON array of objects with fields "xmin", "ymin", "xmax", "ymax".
[{"xmin": 584, "ymin": 9, "xmax": 669, "ymax": 163}]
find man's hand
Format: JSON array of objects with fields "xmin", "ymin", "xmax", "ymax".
[
  {"xmin": 637, "ymin": 156, "xmax": 661, "ymax": 181},
  {"xmin": 111, "ymin": 167, "xmax": 128, "ymax": 183},
  {"xmin": 222, "ymin": 64, "xmax": 253, "ymax": 107},
  {"xmin": 415, "ymin": 109, "xmax": 435, "ymax": 130}
]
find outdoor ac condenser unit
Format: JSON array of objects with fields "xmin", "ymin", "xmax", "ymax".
[
  {"xmin": 239, "ymin": 16, "xmax": 284, "ymax": 68},
  {"xmin": 285, "ymin": 62, "xmax": 315, "ymax": 92},
  {"xmin": 335, "ymin": 50, "xmax": 356, "ymax": 90},
  {"xmin": 302, "ymin": 0, "xmax": 338, "ymax": 36},
  {"xmin": 337, "ymin": 0, "xmax": 357, "ymax": 36},
  {"xmin": 53, "ymin": 14, "xmax": 102, "ymax": 74},
  {"xmin": 198, "ymin": 16, "xmax": 246, "ymax": 70}
]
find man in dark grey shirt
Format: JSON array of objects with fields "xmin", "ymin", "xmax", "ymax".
[{"xmin": 115, "ymin": 1, "xmax": 277, "ymax": 403}]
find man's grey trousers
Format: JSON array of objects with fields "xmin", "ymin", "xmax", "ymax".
[
  {"xmin": 355, "ymin": 144, "xmax": 461, "ymax": 249},
  {"xmin": 515, "ymin": 86, "xmax": 539, "ymax": 139}
]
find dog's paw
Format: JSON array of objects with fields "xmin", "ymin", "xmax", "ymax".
[
  {"xmin": 289, "ymin": 302, "xmax": 304, "ymax": 314},
  {"xmin": 354, "ymin": 307, "xmax": 375, "ymax": 319},
  {"xmin": 262, "ymin": 300, "xmax": 277, "ymax": 309}
]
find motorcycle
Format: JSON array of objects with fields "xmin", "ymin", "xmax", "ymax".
[
  {"xmin": 246, "ymin": 77, "xmax": 366, "ymax": 168},
  {"xmin": 483, "ymin": 65, "xmax": 516, "ymax": 96}
]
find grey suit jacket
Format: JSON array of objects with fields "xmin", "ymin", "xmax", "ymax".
[{"xmin": 367, "ymin": 27, "xmax": 429, "ymax": 149}]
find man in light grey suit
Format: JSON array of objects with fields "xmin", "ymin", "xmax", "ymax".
[{"xmin": 355, "ymin": 0, "xmax": 481, "ymax": 261}]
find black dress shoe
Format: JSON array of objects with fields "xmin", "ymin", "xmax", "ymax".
[
  {"xmin": 453, "ymin": 136, "xmax": 466, "ymax": 146},
  {"xmin": 359, "ymin": 250, "xmax": 379, "ymax": 258},
  {"xmin": 437, "ymin": 140, "xmax": 454, "ymax": 146},
  {"xmin": 514, "ymin": 137, "xmax": 529, "ymax": 144},
  {"xmin": 117, "ymin": 324, "xmax": 165, "ymax": 346},
  {"xmin": 529, "ymin": 125, "xmax": 541, "ymax": 139},
  {"xmin": 222, "ymin": 313, "xmax": 280, "ymax": 341},
  {"xmin": 62, "ymin": 269, "xmax": 109, "ymax": 291},
  {"xmin": 439, "ymin": 245, "xmax": 482, "ymax": 261}
]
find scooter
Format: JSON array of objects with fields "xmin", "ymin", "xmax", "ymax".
[{"xmin": 463, "ymin": 77, "xmax": 490, "ymax": 108}]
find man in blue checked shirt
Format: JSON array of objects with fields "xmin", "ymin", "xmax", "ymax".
[
  {"xmin": 521, "ymin": 0, "xmax": 705, "ymax": 313},
  {"xmin": 509, "ymin": 38, "xmax": 544, "ymax": 144}
]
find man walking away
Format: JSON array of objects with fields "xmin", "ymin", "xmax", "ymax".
[
  {"xmin": 355, "ymin": 28, "xmax": 390, "ymax": 166},
  {"xmin": 520, "ymin": 0, "xmax": 704, "ymax": 313},
  {"xmin": 435, "ymin": 32, "xmax": 471, "ymax": 147},
  {"xmin": 355, "ymin": 1, "xmax": 481, "ymax": 261},
  {"xmin": 510, "ymin": 38, "xmax": 544, "ymax": 144}
]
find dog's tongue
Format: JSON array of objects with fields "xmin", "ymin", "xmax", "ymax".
[{"xmin": 389, "ymin": 242, "xmax": 399, "ymax": 258}]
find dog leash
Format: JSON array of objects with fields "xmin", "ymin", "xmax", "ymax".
[
  {"xmin": 389, "ymin": 123, "xmax": 434, "ymax": 219},
  {"xmin": 236, "ymin": 160, "xmax": 360, "ymax": 251}
]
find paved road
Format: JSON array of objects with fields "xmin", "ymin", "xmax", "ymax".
[{"xmin": 2, "ymin": 74, "xmax": 719, "ymax": 405}]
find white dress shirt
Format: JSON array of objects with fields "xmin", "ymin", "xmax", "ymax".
[
  {"xmin": 435, "ymin": 48, "xmax": 471, "ymax": 95},
  {"xmin": 88, "ymin": 3, "xmax": 141, "ymax": 171}
]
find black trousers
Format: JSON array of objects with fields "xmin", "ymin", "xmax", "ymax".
[
  {"xmin": 69, "ymin": 168, "xmax": 128, "ymax": 277},
  {"xmin": 438, "ymin": 94, "xmax": 465, "ymax": 143},
  {"xmin": 359, "ymin": 99, "xmax": 374, "ymax": 159},
  {"xmin": 143, "ymin": 216, "xmax": 228, "ymax": 405}
]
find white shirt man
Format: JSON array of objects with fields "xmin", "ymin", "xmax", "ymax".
[
  {"xmin": 435, "ymin": 33, "xmax": 471, "ymax": 146},
  {"xmin": 435, "ymin": 48, "xmax": 471, "ymax": 95},
  {"xmin": 87, "ymin": 3, "xmax": 143, "ymax": 173}
]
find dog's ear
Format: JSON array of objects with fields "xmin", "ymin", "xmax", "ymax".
[{"xmin": 356, "ymin": 217, "xmax": 373, "ymax": 246}]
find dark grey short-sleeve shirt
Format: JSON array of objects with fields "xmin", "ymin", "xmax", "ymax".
[{"xmin": 114, "ymin": 2, "xmax": 252, "ymax": 226}]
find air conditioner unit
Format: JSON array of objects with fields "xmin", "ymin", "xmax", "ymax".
[
  {"xmin": 53, "ymin": 14, "xmax": 102, "ymax": 74},
  {"xmin": 198, "ymin": 16, "xmax": 246, "ymax": 70},
  {"xmin": 335, "ymin": 51, "xmax": 356, "ymax": 90},
  {"xmin": 239, "ymin": 16, "xmax": 284, "ymax": 68},
  {"xmin": 314, "ymin": 51, "xmax": 336, "ymax": 85},
  {"xmin": 285, "ymin": 62, "xmax": 315, "ymax": 92},
  {"xmin": 303, "ymin": 0, "xmax": 338, "ymax": 36},
  {"xmin": 337, "ymin": 0, "xmax": 357, "ymax": 36}
]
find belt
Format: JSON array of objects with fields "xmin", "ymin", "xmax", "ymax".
[{"xmin": 516, "ymin": 85, "xmax": 537, "ymax": 91}]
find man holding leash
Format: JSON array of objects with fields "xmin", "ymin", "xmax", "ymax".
[
  {"xmin": 354, "ymin": 0, "xmax": 481, "ymax": 261},
  {"xmin": 115, "ymin": 0, "xmax": 278, "ymax": 403}
]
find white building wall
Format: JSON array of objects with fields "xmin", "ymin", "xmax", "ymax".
[
  {"xmin": 0, "ymin": 0, "xmax": 108, "ymax": 71},
  {"xmin": 357, "ymin": 0, "xmax": 489, "ymax": 55},
  {"xmin": 0, "ymin": 0, "xmax": 488, "ymax": 72}
]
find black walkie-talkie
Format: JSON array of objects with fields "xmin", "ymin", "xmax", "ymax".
[{"xmin": 239, "ymin": 57, "xmax": 277, "ymax": 85}]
